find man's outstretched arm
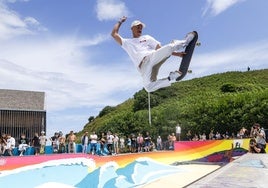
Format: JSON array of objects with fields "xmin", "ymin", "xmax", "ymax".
[{"xmin": 111, "ymin": 16, "xmax": 127, "ymax": 46}]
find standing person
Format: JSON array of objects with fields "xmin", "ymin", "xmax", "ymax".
[
  {"xmin": 111, "ymin": 16, "xmax": 196, "ymax": 92},
  {"xmin": 90, "ymin": 131, "xmax": 98, "ymax": 155},
  {"xmin": 39, "ymin": 131, "xmax": 47, "ymax": 154},
  {"xmin": 106, "ymin": 131, "xmax": 114, "ymax": 155},
  {"xmin": 113, "ymin": 133, "xmax": 119, "ymax": 155},
  {"xmin": 175, "ymin": 125, "xmax": 181, "ymax": 141},
  {"xmin": 32, "ymin": 133, "xmax": 40, "ymax": 155},
  {"xmin": 67, "ymin": 131, "xmax": 76, "ymax": 153},
  {"xmin": 100, "ymin": 132, "xmax": 106, "ymax": 155},
  {"xmin": 58, "ymin": 131, "xmax": 66, "ymax": 153},
  {"xmin": 168, "ymin": 133, "xmax": 177, "ymax": 149},
  {"xmin": 119, "ymin": 135, "xmax": 125, "ymax": 153},
  {"xmin": 50, "ymin": 132, "xmax": 59, "ymax": 153},
  {"xmin": 131, "ymin": 134, "xmax": 137, "ymax": 153},
  {"xmin": 18, "ymin": 133, "xmax": 29, "ymax": 156},
  {"xmin": 144, "ymin": 132, "xmax": 151, "ymax": 152},
  {"xmin": 137, "ymin": 133, "xmax": 144, "ymax": 152},
  {"xmin": 81, "ymin": 131, "xmax": 89, "ymax": 154},
  {"xmin": 156, "ymin": 136, "xmax": 162, "ymax": 150},
  {"xmin": 127, "ymin": 135, "xmax": 131, "ymax": 152}
]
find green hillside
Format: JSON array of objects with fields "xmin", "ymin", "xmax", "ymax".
[{"xmin": 79, "ymin": 69, "xmax": 268, "ymax": 140}]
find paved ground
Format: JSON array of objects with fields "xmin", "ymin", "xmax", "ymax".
[
  {"xmin": 187, "ymin": 153, "xmax": 268, "ymax": 188},
  {"xmin": 141, "ymin": 164, "xmax": 221, "ymax": 188},
  {"xmin": 142, "ymin": 153, "xmax": 268, "ymax": 188}
]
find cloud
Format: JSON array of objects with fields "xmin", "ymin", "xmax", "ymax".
[
  {"xmin": 95, "ymin": 0, "xmax": 130, "ymax": 21},
  {"xmin": 76, "ymin": 33, "xmax": 110, "ymax": 47},
  {"xmin": 5, "ymin": 0, "xmax": 30, "ymax": 3},
  {"xmin": 24, "ymin": 17, "xmax": 47, "ymax": 32},
  {"xmin": 0, "ymin": 34, "xmax": 140, "ymax": 135},
  {"xmin": 0, "ymin": 0, "xmax": 138, "ymax": 136},
  {"xmin": 202, "ymin": 0, "xmax": 246, "ymax": 16},
  {"xmin": 0, "ymin": 1, "xmax": 46, "ymax": 40},
  {"xmin": 0, "ymin": 33, "xmax": 140, "ymax": 112}
]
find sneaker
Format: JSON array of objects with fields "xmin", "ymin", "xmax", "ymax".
[
  {"xmin": 168, "ymin": 71, "xmax": 181, "ymax": 81},
  {"xmin": 184, "ymin": 31, "xmax": 197, "ymax": 46}
]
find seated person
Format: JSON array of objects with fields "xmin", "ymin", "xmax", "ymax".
[
  {"xmin": 0, "ymin": 133, "xmax": 7, "ymax": 156},
  {"xmin": 5, "ymin": 134, "xmax": 15, "ymax": 156},
  {"xmin": 18, "ymin": 133, "xmax": 29, "ymax": 156},
  {"xmin": 248, "ymin": 138, "xmax": 266, "ymax": 153}
]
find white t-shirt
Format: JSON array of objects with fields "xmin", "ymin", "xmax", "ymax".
[
  {"xmin": 121, "ymin": 35, "xmax": 160, "ymax": 68},
  {"xmin": 39, "ymin": 135, "xmax": 47, "ymax": 145},
  {"xmin": 107, "ymin": 134, "xmax": 114, "ymax": 144},
  {"xmin": 113, "ymin": 135, "xmax": 119, "ymax": 143},
  {"xmin": 256, "ymin": 129, "xmax": 266, "ymax": 145},
  {"xmin": 6, "ymin": 137, "xmax": 15, "ymax": 149},
  {"xmin": 176, "ymin": 126, "xmax": 181, "ymax": 134},
  {"xmin": 90, "ymin": 134, "xmax": 98, "ymax": 144}
]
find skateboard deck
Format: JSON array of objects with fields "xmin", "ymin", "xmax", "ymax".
[{"xmin": 176, "ymin": 31, "xmax": 198, "ymax": 81}]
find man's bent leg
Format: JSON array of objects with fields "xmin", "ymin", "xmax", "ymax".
[
  {"xmin": 148, "ymin": 32, "xmax": 195, "ymax": 68},
  {"xmin": 149, "ymin": 45, "xmax": 174, "ymax": 67},
  {"xmin": 141, "ymin": 58, "xmax": 171, "ymax": 92},
  {"xmin": 150, "ymin": 57, "xmax": 169, "ymax": 81}
]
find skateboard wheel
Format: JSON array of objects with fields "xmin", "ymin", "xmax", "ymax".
[{"xmin": 196, "ymin": 41, "xmax": 201, "ymax": 46}]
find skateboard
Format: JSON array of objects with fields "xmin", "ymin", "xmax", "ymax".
[{"xmin": 176, "ymin": 31, "xmax": 198, "ymax": 81}]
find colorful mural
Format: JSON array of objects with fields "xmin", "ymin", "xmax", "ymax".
[{"xmin": 0, "ymin": 139, "xmax": 250, "ymax": 187}]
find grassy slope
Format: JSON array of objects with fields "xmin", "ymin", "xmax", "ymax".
[{"xmin": 80, "ymin": 69, "xmax": 268, "ymax": 137}]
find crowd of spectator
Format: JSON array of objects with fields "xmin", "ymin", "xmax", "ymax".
[
  {"xmin": 185, "ymin": 123, "xmax": 266, "ymax": 154},
  {"xmin": 185, "ymin": 124, "xmax": 265, "ymax": 141},
  {"xmin": 0, "ymin": 130, "xmax": 179, "ymax": 157},
  {"xmin": 0, "ymin": 123, "xmax": 266, "ymax": 156},
  {"xmin": 248, "ymin": 123, "xmax": 266, "ymax": 153}
]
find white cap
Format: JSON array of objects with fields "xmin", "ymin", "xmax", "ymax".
[{"xmin": 131, "ymin": 20, "xmax": 146, "ymax": 28}]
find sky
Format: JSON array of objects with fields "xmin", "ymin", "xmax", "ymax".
[{"xmin": 0, "ymin": 0, "xmax": 268, "ymax": 138}]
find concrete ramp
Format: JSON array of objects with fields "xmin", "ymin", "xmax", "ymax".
[{"xmin": 187, "ymin": 153, "xmax": 268, "ymax": 188}]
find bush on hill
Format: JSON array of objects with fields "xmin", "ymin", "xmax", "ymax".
[{"xmin": 80, "ymin": 69, "xmax": 268, "ymax": 142}]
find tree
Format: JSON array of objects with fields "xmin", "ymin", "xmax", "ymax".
[
  {"xmin": 88, "ymin": 116, "xmax": 94, "ymax": 123},
  {"xmin": 98, "ymin": 106, "xmax": 115, "ymax": 117}
]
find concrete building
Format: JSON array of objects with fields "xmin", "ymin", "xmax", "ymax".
[{"xmin": 0, "ymin": 89, "xmax": 46, "ymax": 143}]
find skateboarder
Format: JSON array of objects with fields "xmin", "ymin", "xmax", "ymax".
[{"xmin": 111, "ymin": 16, "xmax": 195, "ymax": 92}]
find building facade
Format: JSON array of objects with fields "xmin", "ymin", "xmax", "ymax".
[{"xmin": 0, "ymin": 89, "xmax": 46, "ymax": 143}]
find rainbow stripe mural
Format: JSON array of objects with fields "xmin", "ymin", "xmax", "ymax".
[{"xmin": 0, "ymin": 139, "xmax": 250, "ymax": 187}]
